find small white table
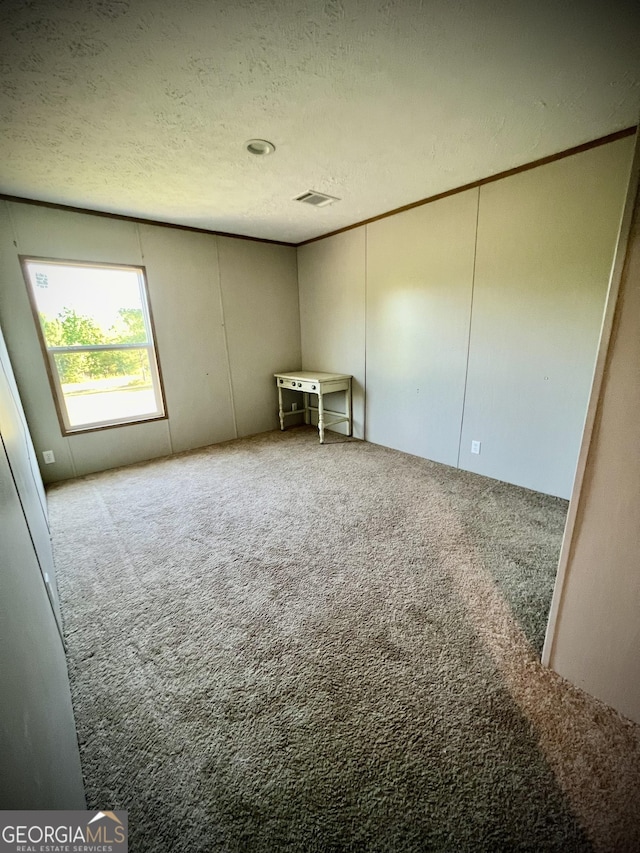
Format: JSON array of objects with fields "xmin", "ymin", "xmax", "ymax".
[{"xmin": 275, "ymin": 371, "xmax": 352, "ymax": 444}]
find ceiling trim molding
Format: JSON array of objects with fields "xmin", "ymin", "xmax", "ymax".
[
  {"xmin": 0, "ymin": 195, "xmax": 297, "ymax": 248},
  {"xmin": 297, "ymin": 126, "xmax": 638, "ymax": 247},
  {"xmin": 1, "ymin": 127, "xmax": 635, "ymax": 249}
]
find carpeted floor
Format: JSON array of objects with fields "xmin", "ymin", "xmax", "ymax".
[{"xmin": 48, "ymin": 426, "xmax": 640, "ymax": 852}]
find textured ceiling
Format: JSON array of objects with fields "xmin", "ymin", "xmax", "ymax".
[{"xmin": 1, "ymin": 0, "xmax": 639, "ymax": 244}]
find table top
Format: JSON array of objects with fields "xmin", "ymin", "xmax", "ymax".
[{"xmin": 274, "ymin": 370, "xmax": 351, "ymax": 383}]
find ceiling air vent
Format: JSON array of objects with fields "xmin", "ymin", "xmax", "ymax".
[{"xmin": 294, "ymin": 190, "xmax": 340, "ymax": 207}]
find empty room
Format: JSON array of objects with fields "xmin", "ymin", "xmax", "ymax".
[{"xmin": 1, "ymin": 1, "xmax": 639, "ymax": 851}]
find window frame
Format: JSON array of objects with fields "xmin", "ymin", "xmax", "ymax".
[{"xmin": 20, "ymin": 256, "xmax": 168, "ymax": 436}]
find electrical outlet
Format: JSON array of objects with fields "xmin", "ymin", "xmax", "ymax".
[
  {"xmin": 292, "ymin": 402, "xmax": 298, "ymax": 411},
  {"xmin": 43, "ymin": 450, "xmax": 55, "ymax": 464},
  {"xmin": 471, "ymin": 440, "xmax": 481, "ymax": 455}
]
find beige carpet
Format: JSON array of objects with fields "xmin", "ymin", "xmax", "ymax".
[{"xmin": 48, "ymin": 426, "xmax": 640, "ymax": 852}]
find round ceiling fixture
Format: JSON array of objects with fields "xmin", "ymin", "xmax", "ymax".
[{"xmin": 245, "ymin": 139, "xmax": 275, "ymax": 156}]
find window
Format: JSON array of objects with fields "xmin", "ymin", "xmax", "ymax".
[{"xmin": 22, "ymin": 258, "xmax": 166, "ymax": 434}]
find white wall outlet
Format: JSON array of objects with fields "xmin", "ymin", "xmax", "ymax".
[
  {"xmin": 471, "ymin": 440, "xmax": 481, "ymax": 455},
  {"xmin": 42, "ymin": 450, "xmax": 55, "ymax": 464},
  {"xmin": 292, "ymin": 402, "xmax": 298, "ymax": 411}
]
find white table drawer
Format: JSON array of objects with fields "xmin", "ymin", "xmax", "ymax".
[{"xmin": 277, "ymin": 377, "xmax": 320, "ymax": 393}]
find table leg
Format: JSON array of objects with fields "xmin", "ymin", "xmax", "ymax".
[
  {"xmin": 303, "ymin": 392, "xmax": 310, "ymax": 425},
  {"xmin": 278, "ymin": 384, "xmax": 285, "ymax": 431},
  {"xmin": 318, "ymin": 391, "xmax": 325, "ymax": 444},
  {"xmin": 347, "ymin": 382, "xmax": 353, "ymax": 437}
]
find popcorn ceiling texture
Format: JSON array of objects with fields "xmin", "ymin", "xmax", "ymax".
[{"xmin": 1, "ymin": 0, "xmax": 639, "ymax": 242}]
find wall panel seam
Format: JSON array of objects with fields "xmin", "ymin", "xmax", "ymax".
[
  {"xmin": 293, "ymin": 245, "xmax": 302, "ymax": 369},
  {"xmin": 137, "ymin": 224, "xmax": 174, "ymax": 455},
  {"xmin": 456, "ymin": 187, "xmax": 481, "ymax": 469},
  {"xmin": 5, "ymin": 201, "xmax": 19, "ymax": 248},
  {"xmin": 215, "ymin": 240, "xmax": 239, "ymax": 440},
  {"xmin": 363, "ymin": 225, "xmax": 368, "ymax": 441}
]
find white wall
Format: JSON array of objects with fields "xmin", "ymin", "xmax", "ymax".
[
  {"xmin": 0, "ymin": 137, "xmax": 633, "ymax": 495},
  {"xmin": 298, "ymin": 227, "xmax": 366, "ymax": 438},
  {"xmin": 459, "ymin": 139, "xmax": 632, "ymax": 496},
  {"xmin": 544, "ymin": 136, "xmax": 640, "ymax": 724},
  {"xmin": 218, "ymin": 236, "xmax": 301, "ymax": 437},
  {"xmin": 366, "ymin": 190, "xmax": 477, "ymax": 466},
  {"xmin": 0, "ymin": 202, "xmax": 299, "ymax": 482},
  {"xmin": 137, "ymin": 225, "xmax": 236, "ymax": 454},
  {"xmin": 296, "ymin": 135, "xmax": 634, "ymax": 497}
]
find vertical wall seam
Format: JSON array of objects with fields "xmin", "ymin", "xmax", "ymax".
[
  {"xmin": 136, "ymin": 223, "xmax": 174, "ymax": 455},
  {"xmin": 6, "ymin": 200, "xmax": 19, "ymax": 247},
  {"xmin": 456, "ymin": 186, "xmax": 481, "ymax": 469},
  {"xmin": 135, "ymin": 221, "xmax": 145, "ymax": 262},
  {"xmin": 294, "ymin": 243, "xmax": 303, "ymax": 369},
  {"xmin": 363, "ymin": 225, "xmax": 368, "ymax": 441},
  {"xmin": 216, "ymin": 239, "xmax": 239, "ymax": 440},
  {"xmin": 67, "ymin": 443, "xmax": 78, "ymax": 479}
]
